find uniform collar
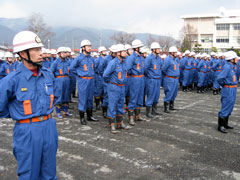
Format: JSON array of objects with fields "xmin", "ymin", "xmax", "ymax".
[{"xmin": 19, "ymin": 63, "xmax": 45, "ymax": 81}]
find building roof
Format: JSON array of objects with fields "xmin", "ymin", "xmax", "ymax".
[{"xmin": 181, "ymin": 7, "xmax": 240, "ymax": 19}]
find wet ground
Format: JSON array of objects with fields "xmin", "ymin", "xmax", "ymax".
[{"xmin": 1, "ymin": 87, "xmax": 240, "ymax": 180}]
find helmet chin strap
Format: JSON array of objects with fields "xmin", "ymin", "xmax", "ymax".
[{"xmin": 19, "ymin": 50, "xmax": 42, "ymax": 67}]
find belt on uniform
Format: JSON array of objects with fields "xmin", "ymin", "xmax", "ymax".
[
  {"xmin": 110, "ymin": 82, "xmax": 124, "ymax": 86},
  {"xmin": 79, "ymin": 76, "xmax": 94, "ymax": 79},
  {"xmin": 17, "ymin": 114, "xmax": 52, "ymax": 124},
  {"xmin": 200, "ymin": 71, "xmax": 206, "ymax": 73},
  {"xmin": 131, "ymin": 75, "xmax": 144, "ymax": 78},
  {"xmin": 56, "ymin": 75, "xmax": 68, "ymax": 78},
  {"xmin": 215, "ymin": 70, "xmax": 222, "ymax": 72},
  {"xmin": 224, "ymin": 85, "xmax": 237, "ymax": 88},
  {"xmin": 192, "ymin": 68, "xmax": 197, "ymax": 70},
  {"xmin": 166, "ymin": 75, "xmax": 179, "ymax": 79},
  {"xmin": 126, "ymin": 76, "xmax": 130, "ymax": 78}
]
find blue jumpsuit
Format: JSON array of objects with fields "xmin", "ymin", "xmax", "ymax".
[
  {"xmin": 144, "ymin": 53, "xmax": 162, "ymax": 106},
  {"xmin": 103, "ymin": 57, "xmax": 126, "ymax": 118},
  {"xmin": 0, "ymin": 63, "xmax": 58, "ymax": 180},
  {"xmin": 67, "ymin": 57, "xmax": 77, "ymax": 98},
  {"xmin": 0, "ymin": 62, "xmax": 16, "ymax": 77},
  {"xmin": 212, "ymin": 59, "xmax": 224, "ymax": 89},
  {"xmin": 42, "ymin": 58, "xmax": 52, "ymax": 69},
  {"xmin": 70, "ymin": 53, "xmax": 95, "ymax": 111},
  {"xmin": 217, "ymin": 61, "xmax": 238, "ymax": 117},
  {"xmin": 0, "ymin": 60, "xmax": 6, "ymax": 80},
  {"xmin": 126, "ymin": 51, "xmax": 144, "ymax": 110},
  {"xmin": 101, "ymin": 55, "xmax": 114, "ymax": 107},
  {"xmin": 197, "ymin": 59, "xmax": 207, "ymax": 87},
  {"xmin": 50, "ymin": 58, "xmax": 70, "ymax": 105},
  {"xmin": 94, "ymin": 56, "xmax": 104, "ymax": 98},
  {"xmin": 162, "ymin": 55, "xmax": 180, "ymax": 102},
  {"xmin": 181, "ymin": 56, "xmax": 192, "ymax": 87}
]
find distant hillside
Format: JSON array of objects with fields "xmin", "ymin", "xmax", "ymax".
[{"xmin": 0, "ymin": 17, "xmax": 176, "ymax": 49}]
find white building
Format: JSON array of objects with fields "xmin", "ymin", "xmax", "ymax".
[{"xmin": 181, "ymin": 7, "xmax": 240, "ymax": 53}]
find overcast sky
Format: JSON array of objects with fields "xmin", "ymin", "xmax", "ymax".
[{"xmin": 0, "ymin": 0, "xmax": 240, "ymax": 39}]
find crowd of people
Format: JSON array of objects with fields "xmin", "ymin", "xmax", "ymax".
[{"xmin": 0, "ymin": 30, "xmax": 239, "ymax": 179}]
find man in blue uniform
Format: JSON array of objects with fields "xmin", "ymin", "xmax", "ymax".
[
  {"xmin": 0, "ymin": 52, "xmax": 6, "ymax": 81},
  {"xmin": 0, "ymin": 52, "xmax": 16, "ymax": 77},
  {"xmin": 197, "ymin": 53, "xmax": 208, "ymax": 93},
  {"xmin": 94, "ymin": 46, "xmax": 107, "ymax": 110},
  {"xmin": 101, "ymin": 45, "xmax": 117, "ymax": 118},
  {"xmin": 70, "ymin": 40, "xmax": 98, "ymax": 125},
  {"xmin": 103, "ymin": 44, "xmax": 130, "ymax": 134},
  {"xmin": 50, "ymin": 47, "xmax": 72, "ymax": 118},
  {"xmin": 126, "ymin": 39, "xmax": 145, "ymax": 126},
  {"xmin": 0, "ymin": 31, "xmax": 58, "ymax": 180},
  {"xmin": 217, "ymin": 51, "xmax": 238, "ymax": 133},
  {"xmin": 180, "ymin": 50, "xmax": 191, "ymax": 92},
  {"xmin": 162, "ymin": 46, "xmax": 180, "ymax": 113},
  {"xmin": 144, "ymin": 42, "xmax": 162, "ymax": 117}
]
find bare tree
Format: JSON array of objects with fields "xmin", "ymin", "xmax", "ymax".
[
  {"xmin": 28, "ymin": 13, "xmax": 54, "ymax": 46},
  {"xmin": 179, "ymin": 23, "xmax": 197, "ymax": 51},
  {"xmin": 147, "ymin": 34, "xmax": 175, "ymax": 51},
  {"xmin": 110, "ymin": 32, "xmax": 136, "ymax": 44}
]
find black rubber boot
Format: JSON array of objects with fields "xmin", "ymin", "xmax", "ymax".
[
  {"xmin": 86, "ymin": 109, "xmax": 99, "ymax": 122},
  {"xmin": 134, "ymin": 108, "xmax": 144, "ymax": 121},
  {"xmin": 128, "ymin": 110, "xmax": 136, "ymax": 126},
  {"xmin": 95, "ymin": 97, "xmax": 101, "ymax": 110},
  {"xmin": 102, "ymin": 106, "xmax": 108, "ymax": 119},
  {"xmin": 164, "ymin": 102, "xmax": 170, "ymax": 113},
  {"xmin": 224, "ymin": 116, "xmax": 233, "ymax": 129},
  {"xmin": 146, "ymin": 106, "xmax": 154, "ymax": 118},
  {"xmin": 213, "ymin": 89, "xmax": 217, "ymax": 95},
  {"xmin": 218, "ymin": 116, "xmax": 227, "ymax": 133},
  {"xmin": 197, "ymin": 87, "xmax": 201, "ymax": 93},
  {"xmin": 116, "ymin": 115, "xmax": 130, "ymax": 130},
  {"xmin": 108, "ymin": 118, "xmax": 118, "ymax": 134},
  {"xmin": 169, "ymin": 101, "xmax": 176, "ymax": 110},
  {"xmin": 79, "ymin": 111, "xmax": 87, "ymax": 125},
  {"xmin": 152, "ymin": 103, "xmax": 162, "ymax": 115}
]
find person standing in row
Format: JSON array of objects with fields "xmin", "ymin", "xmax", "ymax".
[
  {"xmin": 70, "ymin": 40, "xmax": 98, "ymax": 125},
  {"xmin": 0, "ymin": 31, "xmax": 58, "ymax": 180}
]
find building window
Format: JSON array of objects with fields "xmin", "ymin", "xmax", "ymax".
[
  {"xmin": 233, "ymin": 24, "xmax": 240, "ymax": 30},
  {"xmin": 201, "ymin": 35, "xmax": 213, "ymax": 43},
  {"xmin": 216, "ymin": 24, "xmax": 230, "ymax": 30},
  {"xmin": 202, "ymin": 48, "xmax": 211, "ymax": 54},
  {"xmin": 232, "ymin": 36, "xmax": 240, "ymax": 44},
  {"xmin": 216, "ymin": 37, "xmax": 229, "ymax": 43}
]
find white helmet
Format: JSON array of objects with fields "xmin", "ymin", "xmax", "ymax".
[
  {"xmin": 65, "ymin": 47, "xmax": 72, "ymax": 53},
  {"xmin": 98, "ymin": 46, "xmax": 107, "ymax": 53},
  {"xmin": 196, "ymin": 54, "xmax": 201, "ymax": 58},
  {"xmin": 42, "ymin": 48, "xmax": 47, "ymax": 54},
  {"xmin": 225, "ymin": 51, "xmax": 237, "ymax": 60},
  {"xmin": 13, "ymin": 31, "xmax": 44, "ymax": 53},
  {"xmin": 92, "ymin": 52, "xmax": 98, "ymax": 56},
  {"xmin": 177, "ymin": 51, "xmax": 181, "ymax": 56},
  {"xmin": 201, "ymin": 53, "xmax": 208, "ymax": 58},
  {"xmin": 116, "ymin": 44, "xmax": 126, "ymax": 52},
  {"xmin": 81, "ymin": 40, "xmax": 91, "ymax": 47},
  {"xmin": 15, "ymin": 54, "xmax": 19, "ymax": 58},
  {"xmin": 132, "ymin": 39, "xmax": 143, "ymax": 48},
  {"xmin": 185, "ymin": 50, "xmax": 190, "ymax": 54},
  {"xmin": 57, "ymin": 47, "xmax": 66, "ymax": 54},
  {"xmin": 182, "ymin": 53, "xmax": 185, "ymax": 56},
  {"xmin": 45, "ymin": 49, "xmax": 51, "ymax": 54},
  {"xmin": 141, "ymin": 47, "xmax": 148, "ymax": 53},
  {"xmin": 150, "ymin": 42, "xmax": 161, "ymax": 49},
  {"xmin": 71, "ymin": 52, "xmax": 75, "ymax": 56},
  {"xmin": 206, "ymin": 55, "xmax": 211, "ymax": 58},
  {"xmin": 50, "ymin": 49, "xmax": 57, "ymax": 55},
  {"xmin": 5, "ymin": 52, "xmax": 13, "ymax": 58},
  {"xmin": 190, "ymin": 52, "xmax": 196, "ymax": 56},
  {"xmin": 109, "ymin": 45, "xmax": 118, "ymax": 53},
  {"xmin": 210, "ymin": 52, "xmax": 216, "ymax": 56},
  {"xmin": 169, "ymin": 46, "xmax": 177, "ymax": 53},
  {"xmin": 125, "ymin": 44, "xmax": 132, "ymax": 50},
  {"xmin": 0, "ymin": 52, "xmax": 5, "ymax": 59},
  {"xmin": 161, "ymin": 54, "xmax": 167, "ymax": 59}
]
